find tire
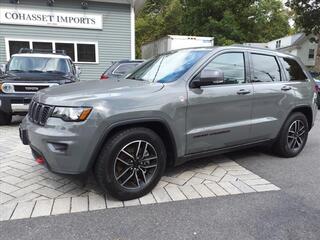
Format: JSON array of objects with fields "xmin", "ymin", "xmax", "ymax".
[
  {"xmin": 94, "ymin": 127, "xmax": 167, "ymax": 200},
  {"xmin": 273, "ymin": 112, "xmax": 309, "ymax": 158},
  {"xmin": 0, "ymin": 112, "xmax": 12, "ymax": 125}
]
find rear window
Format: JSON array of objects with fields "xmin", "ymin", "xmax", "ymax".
[
  {"xmin": 280, "ymin": 57, "xmax": 307, "ymax": 81},
  {"xmin": 251, "ymin": 54, "xmax": 281, "ymax": 82},
  {"xmin": 113, "ymin": 63, "xmax": 140, "ymax": 75}
]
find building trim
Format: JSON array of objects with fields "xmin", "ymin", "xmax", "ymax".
[{"xmin": 130, "ymin": 5, "xmax": 135, "ymax": 60}]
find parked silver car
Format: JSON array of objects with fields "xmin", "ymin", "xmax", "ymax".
[{"xmin": 20, "ymin": 47, "xmax": 318, "ymax": 200}]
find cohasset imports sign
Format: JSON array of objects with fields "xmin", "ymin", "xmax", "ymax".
[{"xmin": 0, "ymin": 8, "xmax": 103, "ymax": 30}]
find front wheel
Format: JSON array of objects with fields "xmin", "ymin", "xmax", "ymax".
[
  {"xmin": 95, "ymin": 127, "xmax": 167, "ymax": 200},
  {"xmin": 0, "ymin": 112, "xmax": 12, "ymax": 125},
  {"xmin": 273, "ymin": 112, "xmax": 309, "ymax": 158}
]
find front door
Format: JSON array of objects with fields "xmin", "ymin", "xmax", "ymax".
[{"xmin": 186, "ymin": 51, "xmax": 253, "ymax": 154}]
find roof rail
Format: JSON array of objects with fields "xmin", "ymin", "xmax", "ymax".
[{"xmin": 18, "ymin": 48, "xmax": 66, "ymax": 55}]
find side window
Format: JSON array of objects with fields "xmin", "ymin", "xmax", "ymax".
[
  {"xmin": 113, "ymin": 63, "xmax": 139, "ymax": 75},
  {"xmin": 251, "ymin": 54, "xmax": 281, "ymax": 82},
  {"xmin": 280, "ymin": 57, "xmax": 307, "ymax": 82},
  {"xmin": 203, "ymin": 52, "xmax": 246, "ymax": 84}
]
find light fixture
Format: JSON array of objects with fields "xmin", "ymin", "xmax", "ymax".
[
  {"xmin": 81, "ymin": 1, "xmax": 88, "ymax": 9},
  {"xmin": 9, "ymin": 0, "xmax": 20, "ymax": 4},
  {"xmin": 47, "ymin": 0, "xmax": 54, "ymax": 6}
]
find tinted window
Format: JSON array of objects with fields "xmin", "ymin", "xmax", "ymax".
[
  {"xmin": 113, "ymin": 63, "xmax": 140, "ymax": 75},
  {"xmin": 251, "ymin": 54, "xmax": 281, "ymax": 82},
  {"xmin": 129, "ymin": 49, "xmax": 210, "ymax": 83},
  {"xmin": 56, "ymin": 43, "xmax": 75, "ymax": 61},
  {"xmin": 280, "ymin": 57, "xmax": 307, "ymax": 81},
  {"xmin": 204, "ymin": 52, "xmax": 245, "ymax": 84},
  {"xmin": 9, "ymin": 41, "xmax": 30, "ymax": 56},
  {"xmin": 33, "ymin": 42, "xmax": 53, "ymax": 52},
  {"xmin": 77, "ymin": 44, "xmax": 96, "ymax": 62}
]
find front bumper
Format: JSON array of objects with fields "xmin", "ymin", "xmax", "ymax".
[
  {"xmin": 20, "ymin": 116, "xmax": 99, "ymax": 175},
  {"xmin": 0, "ymin": 93, "xmax": 33, "ymax": 114}
]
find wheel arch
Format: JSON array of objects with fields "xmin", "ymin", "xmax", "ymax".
[
  {"xmin": 290, "ymin": 105, "xmax": 313, "ymax": 131},
  {"xmin": 87, "ymin": 118, "xmax": 178, "ymax": 172}
]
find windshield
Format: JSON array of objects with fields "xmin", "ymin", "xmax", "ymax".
[
  {"xmin": 128, "ymin": 49, "xmax": 210, "ymax": 83},
  {"xmin": 8, "ymin": 56, "xmax": 71, "ymax": 74}
]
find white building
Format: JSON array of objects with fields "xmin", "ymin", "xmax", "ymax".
[{"xmin": 267, "ymin": 33, "xmax": 318, "ymax": 68}]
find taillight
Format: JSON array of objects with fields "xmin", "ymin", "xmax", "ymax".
[
  {"xmin": 315, "ymin": 84, "xmax": 319, "ymax": 93},
  {"xmin": 100, "ymin": 74, "xmax": 108, "ymax": 80}
]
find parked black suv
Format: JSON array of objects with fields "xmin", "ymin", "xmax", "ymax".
[{"xmin": 0, "ymin": 49, "xmax": 80, "ymax": 125}]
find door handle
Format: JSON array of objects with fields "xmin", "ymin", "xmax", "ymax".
[
  {"xmin": 281, "ymin": 86, "xmax": 292, "ymax": 91},
  {"xmin": 237, "ymin": 89, "xmax": 251, "ymax": 95}
]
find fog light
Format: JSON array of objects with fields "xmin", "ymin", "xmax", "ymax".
[{"xmin": 48, "ymin": 142, "xmax": 68, "ymax": 153}]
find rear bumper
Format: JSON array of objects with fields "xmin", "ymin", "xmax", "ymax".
[{"xmin": 0, "ymin": 93, "xmax": 33, "ymax": 115}]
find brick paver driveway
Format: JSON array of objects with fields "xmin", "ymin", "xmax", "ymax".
[{"xmin": 0, "ymin": 118, "xmax": 280, "ymax": 221}]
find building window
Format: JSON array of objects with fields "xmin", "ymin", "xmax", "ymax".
[
  {"xmin": 6, "ymin": 39, "xmax": 98, "ymax": 63},
  {"xmin": 276, "ymin": 40, "xmax": 281, "ymax": 49},
  {"xmin": 56, "ymin": 43, "xmax": 75, "ymax": 61},
  {"xmin": 77, "ymin": 44, "xmax": 96, "ymax": 63},
  {"xmin": 308, "ymin": 49, "xmax": 315, "ymax": 59},
  {"xmin": 32, "ymin": 42, "xmax": 53, "ymax": 52},
  {"xmin": 8, "ymin": 41, "xmax": 30, "ymax": 56}
]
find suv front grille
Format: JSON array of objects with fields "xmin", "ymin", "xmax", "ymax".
[
  {"xmin": 28, "ymin": 101, "xmax": 54, "ymax": 126},
  {"xmin": 14, "ymin": 85, "xmax": 50, "ymax": 93}
]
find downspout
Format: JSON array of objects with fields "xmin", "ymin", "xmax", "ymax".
[{"xmin": 130, "ymin": 0, "xmax": 136, "ymax": 60}]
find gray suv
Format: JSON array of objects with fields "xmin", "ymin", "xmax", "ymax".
[{"xmin": 20, "ymin": 47, "xmax": 318, "ymax": 200}]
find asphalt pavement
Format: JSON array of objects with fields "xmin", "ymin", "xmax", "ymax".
[{"xmin": 1, "ymin": 114, "xmax": 319, "ymax": 240}]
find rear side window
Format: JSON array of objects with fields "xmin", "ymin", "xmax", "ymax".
[
  {"xmin": 251, "ymin": 54, "xmax": 281, "ymax": 82},
  {"xmin": 113, "ymin": 63, "xmax": 140, "ymax": 75},
  {"xmin": 280, "ymin": 57, "xmax": 307, "ymax": 81}
]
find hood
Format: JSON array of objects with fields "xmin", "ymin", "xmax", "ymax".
[
  {"xmin": 35, "ymin": 78, "xmax": 164, "ymax": 106},
  {"xmin": 0, "ymin": 72, "xmax": 71, "ymax": 82}
]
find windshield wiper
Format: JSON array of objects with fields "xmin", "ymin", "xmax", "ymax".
[
  {"xmin": 28, "ymin": 70, "xmax": 44, "ymax": 73},
  {"xmin": 8, "ymin": 69, "xmax": 24, "ymax": 72},
  {"xmin": 46, "ymin": 70, "xmax": 65, "ymax": 74},
  {"xmin": 129, "ymin": 76, "xmax": 146, "ymax": 81}
]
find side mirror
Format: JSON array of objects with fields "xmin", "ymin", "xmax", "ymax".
[
  {"xmin": 75, "ymin": 66, "xmax": 81, "ymax": 77},
  {"xmin": 191, "ymin": 69, "xmax": 224, "ymax": 88},
  {"xmin": 0, "ymin": 64, "xmax": 6, "ymax": 74}
]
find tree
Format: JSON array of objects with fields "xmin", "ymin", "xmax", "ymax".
[
  {"xmin": 286, "ymin": 0, "xmax": 320, "ymax": 34},
  {"xmin": 286, "ymin": 0, "xmax": 320, "ymax": 71},
  {"xmin": 135, "ymin": 0, "xmax": 291, "ymax": 58}
]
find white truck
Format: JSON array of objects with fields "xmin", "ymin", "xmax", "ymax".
[{"xmin": 141, "ymin": 35, "xmax": 214, "ymax": 59}]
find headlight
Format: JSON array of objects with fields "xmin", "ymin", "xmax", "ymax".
[
  {"xmin": 1, "ymin": 83, "xmax": 14, "ymax": 93},
  {"xmin": 51, "ymin": 107, "xmax": 92, "ymax": 122}
]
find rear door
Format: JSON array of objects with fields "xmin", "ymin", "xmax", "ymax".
[
  {"xmin": 186, "ymin": 51, "xmax": 254, "ymax": 154},
  {"xmin": 249, "ymin": 52, "xmax": 296, "ymax": 141}
]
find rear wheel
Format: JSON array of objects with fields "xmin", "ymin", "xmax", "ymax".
[
  {"xmin": 273, "ymin": 112, "xmax": 308, "ymax": 158},
  {"xmin": 95, "ymin": 127, "xmax": 166, "ymax": 200},
  {"xmin": 0, "ymin": 112, "xmax": 12, "ymax": 125}
]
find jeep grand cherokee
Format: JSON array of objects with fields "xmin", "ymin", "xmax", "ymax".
[{"xmin": 20, "ymin": 47, "xmax": 318, "ymax": 200}]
